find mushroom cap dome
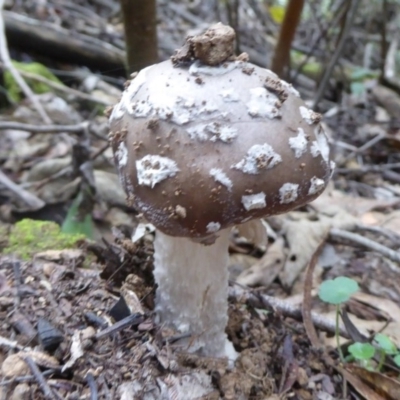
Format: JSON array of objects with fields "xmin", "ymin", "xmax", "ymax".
[{"xmin": 109, "ymin": 58, "xmax": 333, "ymax": 238}]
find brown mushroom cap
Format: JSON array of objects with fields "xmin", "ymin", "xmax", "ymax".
[{"xmin": 109, "ymin": 41, "xmax": 333, "ymax": 239}]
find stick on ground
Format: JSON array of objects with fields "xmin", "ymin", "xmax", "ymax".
[{"xmin": 0, "ymin": 0, "xmax": 51, "ymax": 123}]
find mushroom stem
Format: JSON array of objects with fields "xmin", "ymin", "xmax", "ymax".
[{"xmin": 153, "ymin": 228, "xmax": 236, "ymax": 359}]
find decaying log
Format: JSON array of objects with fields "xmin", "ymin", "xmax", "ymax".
[{"xmin": 4, "ymin": 11, "xmax": 125, "ymax": 74}]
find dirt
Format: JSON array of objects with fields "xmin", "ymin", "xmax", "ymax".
[{"xmin": 0, "ymin": 233, "xmax": 341, "ymax": 399}]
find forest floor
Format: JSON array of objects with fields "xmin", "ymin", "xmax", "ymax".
[{"xmin": 1, "ymin": 1, "xmax": 400, "ymax": 399}]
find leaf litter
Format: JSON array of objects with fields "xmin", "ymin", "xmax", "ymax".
[{"xmin": 1, "ymin": 1, "xmax": 400, "ymax": 399}]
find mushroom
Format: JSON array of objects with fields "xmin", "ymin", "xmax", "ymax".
[{"xmin": 108, "ymin": 23, "xmax": 334, "ymax": 359}]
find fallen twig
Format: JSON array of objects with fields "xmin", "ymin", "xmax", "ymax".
[
  {"xmin": 18, "ymin": 70, "xmax": 112, "ymax": 106},
  {"xmin": 228, "ymin": 283, "xmax": 349, "ymax": 338},
  {"xmin": 330, "ymin": 228, "xmax": 400, "ymax": 264},
  {"xmin": 0, "ymin": 370, "xmax": 55, "ymax": 386},
  {"xmin": 343, "ymin": 132, "xmax": 387, "ymax": 162},
  {"xmin": 0, "ymin": 121, "xmax": 88, "ymax": 133},
  {"xmin": 0, "ymin": 169, "xmax": 45, "ymax": 210},
  {"xmin": 23, "ymin": 356, "xmax": 56, "ymax": 400},
  {"xmin": 0, "ymin": 0, "xmax": 51, "ymax": 123},
  {"xmin": 0, "ymin": 335, "xmax": 27, "ymax": 351},
  {"xmin": 335, "ymin": 163, "xmax": 400, "ymax": 174},
  {"xmin": 86, "ymin": 372, "xmax": 98, "ymax": 400},
  {"xmin": 302, "ymin": 239, "xmax": 327, "ymax": 349},
  {"xmin": 95, "ymin": 313, "xmax": 147, "ymax": 340}
]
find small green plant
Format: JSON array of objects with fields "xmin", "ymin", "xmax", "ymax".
[
  {"xmin": 348, "ymin": 342, "xmax": 375, "ymax": 369},
  {"xmin": 61, "ymin": 191, "xmax": 94, "ymax": 239},
  {"xmin": 319, "ymin": 277, "xmax": 400, "ymax": 371},
  {"xmin": 318, "ymin": 276, "xmax": 359, "ymax": 362},
  {"xmin": 373, "ymin": 333, "xmax": 400, "ymax": 371}
]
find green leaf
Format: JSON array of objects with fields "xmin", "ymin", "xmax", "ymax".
[
  {"xmin": 318, "ymin": 276, "xmax": 359, "ymax": 305},
  {"xmin": 269, "ymin": 5, "xmax": 286, "ymax": 24},
  {"xmin": 350, "ymin": 67, "xmax": 373, "ymax": 81},
  {"xmin": 393, "ymin": 354, "xmax": 400, "ymax": 367},
  {"xmin": 348, "ymin": 342, "xmax": 375, "ymax": 361},
  {"xmin": 350, "ymin": 82, "xmax": 366, "ymax": 96},
  {"xmin": 374, "ymin": 333, "xmax": 397, "ymax": 355}
]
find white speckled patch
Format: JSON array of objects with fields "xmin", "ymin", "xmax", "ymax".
[
  {"xmin": 187, "ymin": 125, "xmax": 209, "ymax": 141},
  {"xmin": 232, "ymin": 144, "xmax": 282, "ymax": 174},
  {"xmin": 177, "ymin": 96, "xmax": 196, "ymax": 108},
  {"xmin": 289, "ymin": 128, "xmax": 308, "ymax": 158},
  {"xmin": 219, "ymin": 88, "xmax": 240, "ymax": 102},
  {"xmin": 299, "ymin": 106, "xmax": 319, "ymax": 125},
  {"xmin": 310, "ymin": 141, "xmax": 321, "ymax": 158},
  {"xmin": 189, "ymin": 60, "xmax": 243, "ymax": 76},
  {"xmin": 330, "ymin": 160, "xmax": 336, "ymax": 178},
  {"xmin": 110, "ymin": 67, "xmax": 151, "ymax": 121},
  {"xmin": 281, "ymin": 80, "xmax": 300, "ymax": 97},
  {"xmin": 131, "ymin": 101, "xmax": 153, "ymax": 118},
  {"xmin": 241, "ymin": 192, "xmax": 266, "ymax": 211},
  {"xmin": 206, "ymin": 221, "xmax": 221, "ymax": 233},
  {"xmin": 247, "ymin": 87, "xmax": 281, "ymax": 119},
  {"xmin": 310, "ymin": 126, "xmax": 330, "ymax": 162},
  {"xmin": 136, "ymin": 155, "xmax": 179, "ymax": 188},
  {"xmin": 209, "ymin": 168, "xmax": 233, "ymax": 191},
  {"xmin": 187, "ymin": 123, "xmax": 238, "ymax": 143},
  {"xmin": 115, "ymin": 142, "xmax": 128, "ymax": 167},
  {"xmin": 279, "ymin": 183, "xmax": 299, "ymax": 204},
  {"xmin": 207, "ymin": 123, "xmax": 238, "ymax": 143},
  {"xmin": 308, "ymin": 176, "xmax": 325, "ymax": 195},
  {"xmin": 198, "ymin": 101, "xmax": 219, "ymax": 115}
]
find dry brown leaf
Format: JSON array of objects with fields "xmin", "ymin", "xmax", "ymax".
[
  {"xmin": 321, "ymin": 311, "xmax": 391, "ymax": 348},
  {"xmin": 34, "ymin": 249, "xmax": 85, "ymax": 263},
  {"xmin": 338, "ymin": 366, "xmax": 386, "ymax": 400},
  {"xmin": 380, "ymin": 210, "xmax": 400, "ymax": 236},
  {"xmin": 272, "ymin": 207, "xmax": 358, "ymax": 288},
  {"xmin": 280, "ymin": 217, "xmax": 329, "ymax": 288},
  {"xmin": 346, "ymin": 365, "xmax": 400, "ymax": 400},
  {"xmin": 23, "ymin": 157, "xmax": 71, "ymax": 182},
  {"xmin": 353, "ymin": 292, "xmax": 400, "ymax": 322},
  {"xmin": 229, "ymin": 253, "xmax": 260, "ymax": 281},
  {"xmin": 236, "ymin": 219, "xmax": 268, "ymax": 248},
  {"xmin": 311, "ymin": 184, "xmax": 400, "ymax": 217},
  {"xmin": 1, "ymin": 351, "xmax": 59, "ymax": 378},
  {"xmin": 62, "ymin": 327, "xmax": 96, "ymax": 372},
  {"xmin": 236, "ymin": 237, "xmax": 285, "ymax": 287}
]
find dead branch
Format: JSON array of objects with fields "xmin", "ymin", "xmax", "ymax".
[
  {"xmin": 312, "ymin": 0, "xmax": 361, "ymax": 108},
  {"xmin": 23, "ymin": 356, "xmax": 56, "ymax": 400},
  {"xmin": 330, "ymin": 228, "xmax": 400, "ymax": 264},
  {"xmin": 229, "ymin": 284, "xmax": 349, "ymax": 338},
  {"xmin": 18, "ymin": 70, "xmax": 113, "ymax": 106},
  {"xmin": 0, "ymin": 1, "xmax": 51, "ymax": 123},
  {"xmin": 0, "ymin": 169, "xmax": 45, "ymax": 210},
  {"xmin": 0, "ymin": 121, "xmax": 88, "ymax": 133},
  {"xmin": 3, "ymin": 10, "xmax": 125, "ymax": 73},
  {"xmin": 302, "ymin": 239, "xmax": 327, "ymax": 349}
]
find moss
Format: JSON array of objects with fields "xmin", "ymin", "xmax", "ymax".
[{"xmin": 3, "ymin": 219, "xmax": 85, "ymax": 260}]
